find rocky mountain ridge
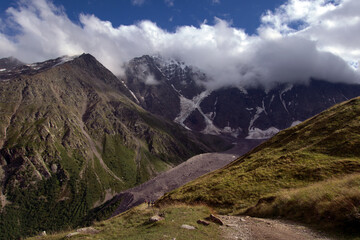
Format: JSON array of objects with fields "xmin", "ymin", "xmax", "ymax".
[{"xmin": 123, "ymin": 55, "xmax": 360, "ymax": 139}]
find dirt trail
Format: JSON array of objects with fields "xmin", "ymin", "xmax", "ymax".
[
  {"xmin": 111, "ymin": 139, "xmax": 263, "ymax": 216},
  {"xmin": 219, "ymin": 215, "xmax": 332, "ymax": 240}
]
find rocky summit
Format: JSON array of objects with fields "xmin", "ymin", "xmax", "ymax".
[
  {"xmin": 0, "ymin": 54, "xmax": 224, "ymax": 239},
  {"xmin": 0, "ymin": 57, "xmax": 24, "ymax": 71}
]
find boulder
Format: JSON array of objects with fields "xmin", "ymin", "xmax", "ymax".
[
  {"xmin": 226, "ymin": 224, "xmax": 238, "ymax": 227},
  {"xmin": 206, "ymin": 214, "xmax": 223, "ymax": 225},
  {"xmin": 66, "ymin": 232, "xmax": 79, "ymax": 238},
  {"xmin": 181, "ymin": 224, "xmax": 196, "ymax": 230},
  {"xmin": 65, "ymin": 227, "xmax": 100, "ymax": 238},
  {"xmin": 197, "ymin": 219, "xmax": 210, "ymax": 226},
  {"xmin": 149, "ymin": 215, "xmax": 164, "ymax": 223},
  {"xmin": 76, "ymin": 227, "xmax": 100, "ymax": 234}
]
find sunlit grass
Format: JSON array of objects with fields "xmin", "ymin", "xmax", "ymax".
[
  {"xmin": 245, "ymin": 173, "xmax": 360, "ymax": 238},
  {"xmin": 28, "ymin": 204, "xmax": 222, "ymax": 240}
]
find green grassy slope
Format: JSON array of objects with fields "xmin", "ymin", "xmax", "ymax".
[
  {"xmin": 159, "ymin": 97, "xmax": 360, "ymax": 219},
  {"xmin": 245, "ymin": 173, "xmax": 360, "ymax": 236},
  {"xmin": 27, "ymin": 204, "xmax": 221, "ymax": 240}
]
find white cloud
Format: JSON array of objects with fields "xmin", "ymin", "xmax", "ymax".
[
  {"xmin": 145, "ymin": 74, "xmax": 160, "ymax": 85},
  {"xmin": 0, "ymin": 34, "xmax": 16, "ymax": 56},
  {"xmin": 130, "ymin": 60, "xmax": 160, "ymax": 85},
  {"xmin": 259, "ymin": 0, "xmax": 360, "ymax": 66},
  {"xmin": 0, "ymin": 0, "xmax": 359, "ymax": 90},
  {"xmin": 164, "ymin": 0, "xmax": 174, "ymax": 7},
  {"xmin": 131, "ymin": 0, "xmax": 145, "ymax": 6}
]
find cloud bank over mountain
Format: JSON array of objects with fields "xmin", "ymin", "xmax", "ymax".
[{"xmin": 0, "ymin": 0, "xmax": 359, "ymax": 90}]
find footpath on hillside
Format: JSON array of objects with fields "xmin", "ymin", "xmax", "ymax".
[{"xmin": 219, "ymin": 215, "xmax": 332, "ymax": 240}]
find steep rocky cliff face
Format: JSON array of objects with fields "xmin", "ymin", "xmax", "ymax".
[
  {"xmin": 123, "ymin": 55, "xmax": 206, "ymax": 121},
  {"xmin": 123, "ymin": 55, "xmax": 360, "ymax": 139},
  {"xmin": 0, "ymin": 54, "xmax": 220, "ymax": 239}
]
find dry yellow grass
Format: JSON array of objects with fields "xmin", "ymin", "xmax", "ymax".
[{"xmin": 245, "ymin": 173, "xmax": 360, "ymax": 237}]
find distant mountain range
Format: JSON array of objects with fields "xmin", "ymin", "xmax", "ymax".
[{"xmin": 123, "ymin": 55, "xmax": 360, "ymax": 139}]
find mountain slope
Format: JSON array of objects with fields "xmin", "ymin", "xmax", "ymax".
[
  {"xmin": 123, "ymin": 55, "xmax": 206, "ymax": 121},
  {"xmin": 0, "ymin": 57, "xmax": 24, "ymax": 70},
  {"xmin": 123, "ymin": 55, "xmax": 360, "ymax": 139},
  {"xmin": 159, "ymin": 97, "xmax": 360, "ymax": 215},
  {"xmin": 0, "ymin": 54, "xmax": 222, "ymax": 239}
]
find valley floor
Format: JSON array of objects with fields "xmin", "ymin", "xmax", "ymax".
[{"xmin": 110, "ymin": 139, "xmax": 263, "ymax": 215}]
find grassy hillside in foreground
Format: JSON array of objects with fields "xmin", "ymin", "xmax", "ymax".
[
  {"xmin": 245, "ymin": 173, "xmax": 360, "ymax": 236},
  {"xmin": 159, "ymin": 97, "xmax": 360, "ymax": 218},
  {"xmin": 27, "ymin": 204, "xmax": 221, "ymax": 240}
]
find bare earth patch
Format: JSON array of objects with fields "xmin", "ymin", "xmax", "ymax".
[{"xmin": 219, "ymin": 215, "xmax": 333, "ymax": 240}]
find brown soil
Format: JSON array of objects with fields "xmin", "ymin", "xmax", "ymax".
[{"xmin": 219, "ymin": 215, "xmax": 333, "ymax": 240}]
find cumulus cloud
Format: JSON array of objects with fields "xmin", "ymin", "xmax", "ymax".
[
  {"xmin": 0, "ymin": 0, "xmax": 359, "ymax": 90},
  {"xmin": 259, "ymin": 0, "xmax": 360, "ymax": 67}
]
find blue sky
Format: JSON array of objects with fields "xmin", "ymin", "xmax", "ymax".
[
  {"xmin": 0, "ymin": 0, "xmax": 359, "ymax": 89},
  {"xmin": 0, "ymin": 0, "xmax": 286, "ymax": 34}
]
